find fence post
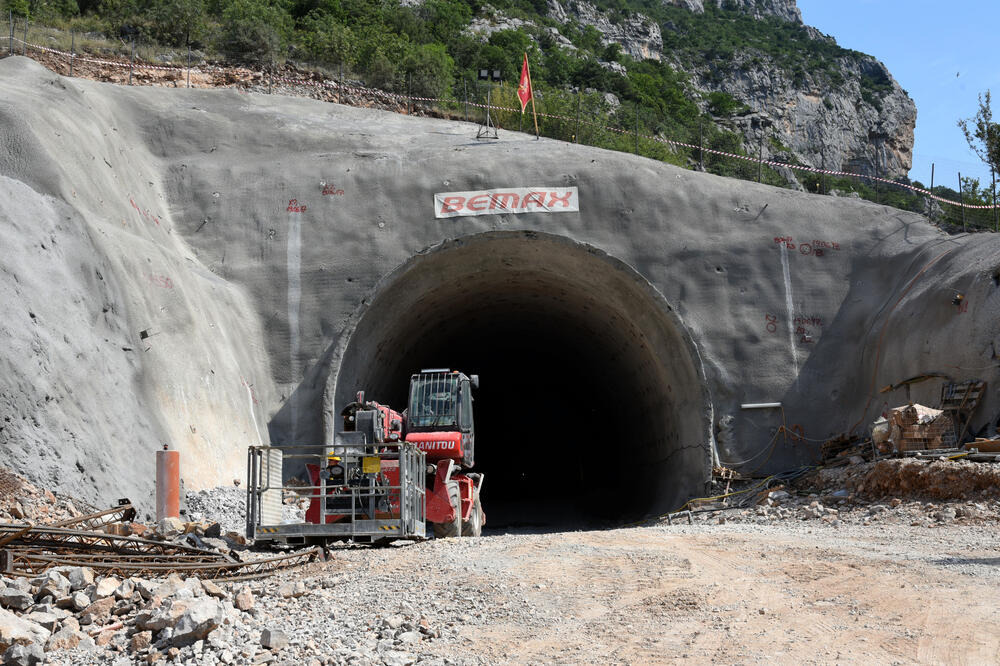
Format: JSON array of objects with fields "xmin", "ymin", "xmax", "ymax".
[
  {"xmin": 757, "ymin": 135, "xmax": 763, "ymax": 183},
  {"xmin": 575, "ymin": 91, "xmax": 581, "ymax": 143},
  {"xmin": 338, "ymin": 63, "xmax": 343, "ymax": 104},
  {"xmin": 463, "ymin": 80, "xmax": 468, "ymax": 123},
  {"xmin": 821, "ymin": 154, "xmax": 826, "ymax": 194},
  {"xmin": 634, "ymin": 104, "xmax": 638, "ymax": 156},
  {"xmin": 958, "ymin": 172, "xmax": 965, "ymax": 231},
  {"xmin": 993, "ymin": 168, "xmax": 997, "ymax": 232},
  {"xmin": 186, "ymin": 41, "xmax": 191, "ymax": 88},
  {"xmin": 873, "ymin": 157, "xmax": 879, "ymax": 204},
  {"xmin": 23, "ymin": 18, "xmax": 27, "ymax": 56},
  {"xmin": 8, "ymin": 11, "xmax": 12, "ymax": 55},
  {"xmin": 129, "ymin": 39, "xmax": 134, "ymax": 85},
  {"xmin": 701, "ymin": 122, "xmax": 707, "ymax": 170},
  {"xmin": 407, "ymin": 72, "xmax": 411, "ymax": 115},
  {"xmin": 930, "ymin": 163, "xmax": 935, "ymax": 193},
  {"xmin": 268, "ymin": 57, "xmax": 273, "ymax": 94},
  {"xmin": 69, "ymin": 31, "xmax": 74, "ymax": 77}
]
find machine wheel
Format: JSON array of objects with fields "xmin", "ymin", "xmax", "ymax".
[
  {"xmin": 432, "ymin": 481, "xmax": 461, "ymax": 538},
  {"xmin": 462, "ymin": 491, "xmax": 483, "ymax": 537}
]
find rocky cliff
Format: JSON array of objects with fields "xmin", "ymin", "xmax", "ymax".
[
  {"xmin": 468, "ymin": 0, "xmax": 915, "ymax": 180},
  {"xmin": 687, "ymin": 48, "xmax": 916, "ymax": 181},
  {"xmin": 665, "ymin": 0, "xmax": 802, "ymax": 24}
]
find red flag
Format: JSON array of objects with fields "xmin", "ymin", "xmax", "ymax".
[{"xmin": 517, "ymin": 53, "xmax": 533, "ymax": 113}]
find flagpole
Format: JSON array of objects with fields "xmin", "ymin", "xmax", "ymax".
[{"xmin": 527, "ymin": 57, "xmax": 539, "ymax": 140}]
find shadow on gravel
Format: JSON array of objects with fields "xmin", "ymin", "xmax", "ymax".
[{"xmin": 931, "ymin": 557, "xmax": 1000, "ymax": 567}]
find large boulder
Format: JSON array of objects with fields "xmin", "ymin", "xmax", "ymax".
[
  {"xmin": 32, "ymin": 572, "xmax": 70, "ymax": 600},
  {"xmin": 93, "ymin": 576, "xmax": 119, "ymax": 599},
  {"xmin": 170, "ymin": 597, "xmax": 227, "ymax": 646},
  {"xmin": 55, "ymin": 567, "xmax": 94, "ymax": 592},
  {"xmin": 0, "ymin": 588, "xmax": 34, "ymax": 612},
  {"xmin": 137, "ymin": 596, "xmax": 227, "ymax": 645},
  {"xmin": 3, "ymin": 642, "xmax": 44, "ymax": 666},
  {"xmin": 0, "ymin": 608, "xmax": 49, "ymax": 651}
]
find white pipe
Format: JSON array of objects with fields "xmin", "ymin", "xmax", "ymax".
[{"xmin": 740, "ymin": 402, "xmax": 782, "ymax": 410}]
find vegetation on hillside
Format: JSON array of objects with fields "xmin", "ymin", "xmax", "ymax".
[{"xmin": 5, "ymin": 0, "xmax": 992, "ymax": 228}]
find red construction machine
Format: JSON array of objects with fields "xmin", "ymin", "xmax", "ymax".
[{"xmin": 246, "ymin": 369, "xmax": 483, "ymax": 545}]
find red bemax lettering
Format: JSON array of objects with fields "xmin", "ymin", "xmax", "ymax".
[
  {"xmin": 490, "ymin": 192, "xmax": 519, "ymax": 210},
  {"xmin": 548, "ymin": 191, "xmax": 572, "ymax": 207},
  {"xmin": 467, "ymin": 194, "xmax": 490, "ymax": 211},
  {"xmin": 522, "ymin": 191, "xmax": 546, "ymax": 208},
  {"xmin": 440, "ymin": 196, "xmax": 465, "ymax": 213}
]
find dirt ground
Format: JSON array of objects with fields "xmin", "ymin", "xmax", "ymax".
[{"xmin": 254, "ymin": 520, "xmax": 1000, "ymax": 666}]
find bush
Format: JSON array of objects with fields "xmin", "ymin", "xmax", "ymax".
[
  {"xmin": 707, "ymin": 91, "xmax": 745, "ymax": 117},
  {"xmin": 403, "ymin": 42, "xmax": 454, "ymax": 99},
  {"xmin": 298, "ymin": 10, "xmax": 353, "ymax": 66},
  {"xmin": 4, "ymin": 0, "xmax": 31, "ymax": 18},
  {"xmin": 145, "ymin": 0, "xmax": 209, "ymax": 47},
  {"xmin": 218, "ymin": 0, "xmax": 293, "ymax": 61}
]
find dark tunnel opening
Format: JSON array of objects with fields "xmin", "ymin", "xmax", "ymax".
[{"xmin": 332, "ymin": 232, "xmax": 710, "ymax": 530}]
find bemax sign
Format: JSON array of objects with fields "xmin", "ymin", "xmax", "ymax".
[{"xmin": 433, "ymin": 187, "xmax": 579, "ymax": 219}]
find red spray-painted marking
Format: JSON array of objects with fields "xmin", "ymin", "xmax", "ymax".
[
  {"xmin": 145, "ymin": 274, "xmax": 174, "ymax": 289},
  {"xmin": 287, "ymin": 199, "xmax": 307, "ymax": 212},
  {"xmin": 765, "ymin": 313, "xmax": 778, "ymax": 334},
  {"xmin": 775, "ymin": 237, "xmax": 841, "ymax": 257},
  {"xmin": 130, "ymin": 198, "xmax": 161, "ymax": 225},
  {"xmin": 241, "ymin": 376, "xmax": 260, "ymax": 405},
  {"xmin": 322, "ymin": 184, "xmax": 345, "ymax": 196},
  {"xmin": 794, "ymin": 314, "xmax": 823, "ymax": 344}
]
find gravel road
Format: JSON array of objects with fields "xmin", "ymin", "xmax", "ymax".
[
  {"xmin": 70, "ymin": 519, "xmax": 990, "ymax": 666},
  {"xmin": 14, "ymin": 515, "xmax": 1000, "ymax": 665}
]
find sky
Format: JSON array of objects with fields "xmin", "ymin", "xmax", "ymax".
[{"xmin": 796, "ymin": 0, "xmax": 1000, "ymax": 190}]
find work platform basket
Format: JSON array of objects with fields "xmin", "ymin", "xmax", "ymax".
[{"xmin": 245, "ymin": 442, "xmax": 427, "ymax": 545}]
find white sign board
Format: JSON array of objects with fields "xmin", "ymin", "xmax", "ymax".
[{"xmin": 434, "ymin": 187, "xmax": 579, "ymax": 219}]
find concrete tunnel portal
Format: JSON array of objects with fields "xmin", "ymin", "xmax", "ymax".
[{"xmin": 332, "ymin": 231, "xmax": 712, "ymax": 529}]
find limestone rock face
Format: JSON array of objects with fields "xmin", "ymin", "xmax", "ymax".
[
  {"xmin": 549, "ymin": 0, "xmax": 662, "ymax": 62},
  {"xmin": 664, "ymin": 0, "xmax": 802, "ymax": 22},
  {"xmin": 692, "ymin": 52, "xmax": 916, "ymax": 179},
  {"xmin": 545, "ymin": 0, "xmax": 913, "ymax": 179},
  {"xmin": 663, "ymin": 0, "xmax": 707, "ymax": 13},
  {"xmin": 709, "ymin": 0, "xmax": 801, "ymax": 23}
]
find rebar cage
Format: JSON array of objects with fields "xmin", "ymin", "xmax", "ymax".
[{"xmin": 246, "ymin": 443, "xmax": 426, "ymax": 545}]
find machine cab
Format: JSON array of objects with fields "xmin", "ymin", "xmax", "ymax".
[{"xmin": 405, "ymin": 369, "xmax": 478, "ymax": 468}]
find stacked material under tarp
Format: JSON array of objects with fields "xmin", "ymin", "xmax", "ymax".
[{"xmin": 887, "ymin": 404, "xmax": 955, "ymax": 452}]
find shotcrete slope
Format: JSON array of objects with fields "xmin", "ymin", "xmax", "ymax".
[{"xmin": 0, "ymin": 56, "xmax": 997, "ymax": 516}]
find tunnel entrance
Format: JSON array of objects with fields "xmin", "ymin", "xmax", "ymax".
[{"xmin": 332, "ymin": 231, "xmax": 711, "ymax": 529}]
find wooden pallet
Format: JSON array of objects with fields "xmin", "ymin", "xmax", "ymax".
[
  {"xmin": 940, "ymin": 380, "xmax": 987, "ymax": 413},
  {"xmin": 940, "ymin": 380, "xmax": 987, "ymax": 444}
]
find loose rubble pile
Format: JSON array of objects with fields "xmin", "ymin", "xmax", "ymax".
[
  {"xmin": 675, "ymin": 457, "xmax": 1000, "ymax": 528},
  {"xmin": 810, "ymin": 457, "xmax": 1000, "ymax": 501},
  {"xmin": 7, "ymin": 455, "xmax": 1000, "ymax": 663},
  {"xmin": 0, "ymin": 468, "xmax": 95, "ymax": 525},
  {"xmin": 183, "ymin": 488, "xmax": 246, "ymax": 537},
  {"xmin": 0, "ymin": 565, "xmax": 264, "ymax": 665},
  {"xmin": 185, "ymin": 486, "xmax": 305, "ymax": 533}
]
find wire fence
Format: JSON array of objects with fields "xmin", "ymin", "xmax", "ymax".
[{"xmin": 4, "ymin": 13, "xmax": 999, "ymax": 233}]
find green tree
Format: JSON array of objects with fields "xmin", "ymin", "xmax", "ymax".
[
  {"xmin": 219, "ymin": 0, "xmax": 293, "ymax": 61},
  {"xmin": 4, "ymin": 0, "xmax": 31, "ymax": 18},
  {"xmin": 147, "ymin": 0, "xmax": 208, "ymax": 46},
  {"xmin": 403, "ymin": 42, "xmax": 454, "ymax": 98},
  {"xmin": 298, "ymin": 10, "xmax": 354, "ymax": 66},
  {"xmin": 958, "ymin": 90, "xmax": 1000, "ymax": 177},
  {"xmin": 417, "ymin": 0, "xmax": 470, "ymax": 44}
]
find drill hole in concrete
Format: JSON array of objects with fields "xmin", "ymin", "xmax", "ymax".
[{"xmin": 331, "ymin": 231, "xmax": 711, "ymax": 530}]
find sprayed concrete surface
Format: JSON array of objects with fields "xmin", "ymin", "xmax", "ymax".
[{"xmin": 1, "ymin": 56, "xmax": 999, "ymax": 517}]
